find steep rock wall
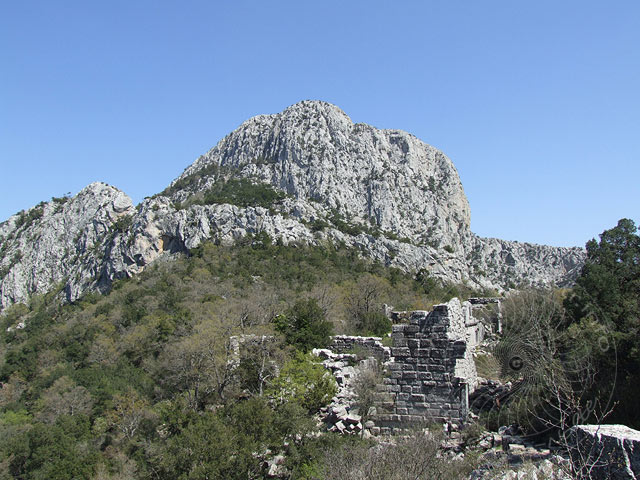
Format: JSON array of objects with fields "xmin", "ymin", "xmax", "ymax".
[
  {"xmin": 171, "ymin": 100, "xmax": 471, "ymax": 249},
  {"xmin": 0, "ymin": 183, "xmax": 133, "ymax": 307}
]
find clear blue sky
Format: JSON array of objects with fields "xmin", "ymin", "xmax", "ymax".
[{"xmin": 1, "ymin": 1, "xmax": 638, "ymax": 247}]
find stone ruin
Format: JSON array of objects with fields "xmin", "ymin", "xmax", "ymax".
[
  {"xmin": 468, "ymin": 297, "xmax": 502, "ymax": 334},
  {"xmin": 231, "ymin": 298, "xmax": 492, "ymax": 435},
  {"xmin": 567, "ymin": 424, "xmax": 640, "ymax": 480},
  {"xmin": 316, "ymin": 312, "xmax": 640, "ymax": 478},
  {"xmin": 328, "ymin": 335, "xmax": 390, "ymax": 362},
  {"xmin": 373, "ymin": 298, "xmax": 481, "ymax": 434},
  {"xmin": 309, "ymin": 298, "xmax": 490, "ymax": 435}
]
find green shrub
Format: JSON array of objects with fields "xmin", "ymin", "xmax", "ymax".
[
  {"xmin": 113, "ymin": 214, "xmax": 133, "ymax": 233},
  {"xmin": 358, "ymin": 311, "xmax": 392, "ymax": 336},
  {"xmin": 268, "ymin": 352, "xmax": 337, "ymax": 411},
  {"xmin": 51, "ymin": 195, "xmax": 70, "ymax": 204},
  {"xmin": 14, "ymin": 205, "xmax": 44, "ymax": 230},
  {"xmin": 3, "ymin": 415, "xmax": 99, "ymax": 480},
  {"xmin": 273, "ymin": 298, "xmax": 333, "ymax": 352},
  {"xmin": 199, "ymin": 178, "xmax": 286, "ymax": 209},
  {"xmin": 309, "ymin": 218, "xmax": 330, "ymax": 232},
  {"xmin": 152, "ymin": 409, "xmax": 261, "ymax": 479},
  {"xmin": 328, "ymin": 210, "xmax": 367, "ymax": 236}
]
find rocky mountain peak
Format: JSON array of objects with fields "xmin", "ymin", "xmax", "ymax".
[
  {"xmin": 0, "ymin": 182, "xmax": 133, "ymax": 307},
  {"xmin": 171, "ymin": 101, "xmax": 471, "ymax": 248},
  {"xmin": 281, "ymin": 99, "xmax": 352, "ymax": 121},
  {"xmin": 0, "ymin": 102, "xmax": 585, "ymax": 310},
  {"xmin": 277, "ymin": 100, "xmax": 354, "ymax": 135}
]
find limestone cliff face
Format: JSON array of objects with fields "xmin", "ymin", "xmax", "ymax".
[
  {"xmin": 171, "ymin": 100, "xmax": 471, "ymax": 249},
  {"xmin": 0, "ymin": 182, "xmax": 134, "ymax": 308},
  {"xmin": 0, "ymin": 101, "xmax": 585, "ymax": 310}
]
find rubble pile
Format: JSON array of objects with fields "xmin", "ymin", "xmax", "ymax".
[
  {"xmin": 469, "ymin": 377, "xmax": 513, "ymax": 413},
  {"xmin": 313, "ymin": 348, "xmax": 368, "ymax": 435}
]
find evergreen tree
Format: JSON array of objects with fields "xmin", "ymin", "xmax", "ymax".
[
  {"xmin": 273, "ymin": 298, "xmax": 333, "ymax": 352},
  {"xmin": 565, "ymin": 218, "xmax": 640, "ymax": 426}
]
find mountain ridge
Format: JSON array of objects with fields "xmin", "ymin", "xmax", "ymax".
[{"xmin": 0, "ymin": 100, "xmax": 585, "ymax": 310}]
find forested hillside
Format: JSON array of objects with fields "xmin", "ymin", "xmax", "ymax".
[{"xmin": 0, "ymin": 239, "xmax": 492, "ymax": 479}]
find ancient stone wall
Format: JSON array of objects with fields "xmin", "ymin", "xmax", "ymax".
[
  {"xmin": 329, "ymin": 335, "xmax": 391, "ymax": 362},
  {"xmin": 373, "ymin": 298, "xmax": 477, "ymax": 434},
  {"xmin": 469, "ymin": 297, "xmax": 502, "ymax": 333},
  {"xmin": 233, "ymin": 302, "xmax": 478, "ymax": 435}
]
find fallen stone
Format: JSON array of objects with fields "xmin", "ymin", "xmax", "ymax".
[
  {"xmin": 265, "ymin": 455, "xmax": 286, "ymax": 478},
  {"xmin": 568, "ymin": 424, "xmax": 640, "ymax": 480},
  {"xmin": 345, "ymin": 413, "xmax": 361, "ymax": 425},
  {"xmin": 312, "ymin": 348, "xmax": 333, "ymax": 359},
  {"xmin": 509, "ymin": 444, "xmax": 525, "ymax": 454},
  {"xmin": 478, "ymin": 438, "xmax": 492, "ymax": 450}
]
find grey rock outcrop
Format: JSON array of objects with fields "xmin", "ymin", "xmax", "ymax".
[
  {"xmin": 171, "ymin": 100, "xmax": 471, "ymax": 249},
  {"xmin": 568, "ymin": 424, "xmax": 640, "ymax": 479},
  {"xmin": 0, "ymin": 182, "xmax": 134, "ymax": 308},
  {"xmin": 0, "ymin": 101, "xmax": 585, "ymax": 310}
]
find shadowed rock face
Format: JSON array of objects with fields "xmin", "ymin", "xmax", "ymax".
[
  {"xmin": 569, "ymin": 424, "xmax": 640, "ymax": 479},
  {"xmin": 0, "ymin": 101, "xmax": 585, "ymax": 310}
]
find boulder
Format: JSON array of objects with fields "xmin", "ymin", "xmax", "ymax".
[{"xmin": 568, "ymin": 424, "xmax": 640, "ymax": 479}]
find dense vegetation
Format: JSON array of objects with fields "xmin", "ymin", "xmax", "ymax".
[
  {"xmin": 198, "ymin": 178, "xmax": 287, "ymax": 209},
  {"xmin": 479, "ymin": 218, "xmax": 640, "ymax": 441},
  {"xmin": 161, "ymin": 162, "xmax": 288, "ymax": 213},
  {"xmin": 0, "ymin": 239, "xmax": 491, "ymax": 479},
  {"xmin": 3, "ymin": 203, "xmax": 634, "ymax": 478},
  {"xmin": 172, "ymin": 177, "xmax": 288, "ymax": 211},
  {"xmin": 564, "ymin": 218, "xmax": 640, "ymax": 427}
]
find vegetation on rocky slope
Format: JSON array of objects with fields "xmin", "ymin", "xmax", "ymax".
[
  {"xmin": 0, "ymin": 218, "xmax": 635, "ymax": 479},
  {"xmin": 475, "ymin": 219, "xmax": 640, "ymax": 443},
  {"xmin": 174, "ymin": 177, "xmax": 288, "ymax": 211},
  {"xmin": 0, "ymin": 240, "xmax": 493, "ymax": 479}
]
